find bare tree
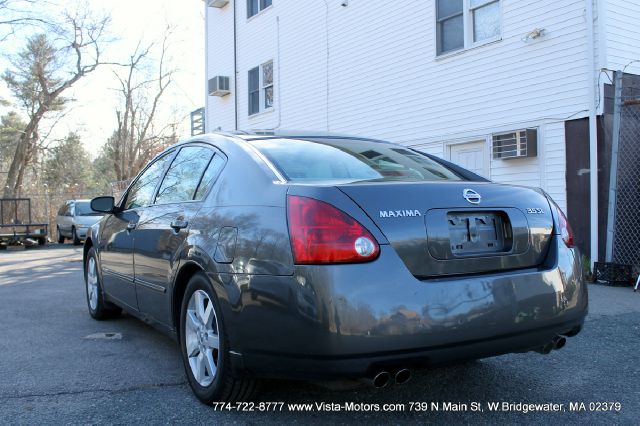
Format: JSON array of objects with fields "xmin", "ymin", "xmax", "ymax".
[
  {"xmin": 1, "ymin": 7, "xmax": 110, "ymax": 197},
  {"xmin": 0, "ymin": 0, "xmax": 48, "ymax": 42},
  {"xmin": 106, "ymin": 29, "xmax": 178, "ymax": 181}
]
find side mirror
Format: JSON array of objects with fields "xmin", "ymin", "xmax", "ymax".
[{"xmin": 90, "ymin": 196, "xmax": 115, "ymax": 213}]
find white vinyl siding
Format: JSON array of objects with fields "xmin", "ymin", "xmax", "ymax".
[
  {"xmin": 603, "ymin": 0, "xmax": 640, "ymax": 74},
  {"xmin": 205, "ymin": 0, "xmax": 638, "ymax": 210}
]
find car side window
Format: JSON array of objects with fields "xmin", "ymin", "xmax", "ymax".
[
  {"xmin": 194, "ymin": 154, "xmax": 225, "ymax": 200},
  {"xmin": 155, "ymin": 146, "xmax": 215, "ymax": 204},
  {"xmin": 58, "ymin": 204, "xmax": 67, "ymax": 216},
  {"xmin": 123, "ymin": 152, "xmax": 174, "ymax": 210}
]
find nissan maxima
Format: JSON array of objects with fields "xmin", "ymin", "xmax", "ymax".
[{"xmin": 85, "ymin": 131, "xmax": 587, "ymax": 403}]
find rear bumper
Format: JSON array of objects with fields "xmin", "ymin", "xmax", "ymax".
[{"xmin": 218, "ymin": 235, "xmax": 587, "ymax": 380}]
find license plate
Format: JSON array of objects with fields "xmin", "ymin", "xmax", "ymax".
[{"xmin": 447, "ymin": 211, "xmax": 511, "ymax": 256}]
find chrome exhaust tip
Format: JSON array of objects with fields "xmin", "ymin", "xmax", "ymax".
[
  {"xmin": 394, "ymin": 368, "xmax": 412, "ymax": 385},
  {"xmin": 371, "ymin": 371, "xmax": 391, "ymax": 388},
  {"xmin": 552, "ymin": 335, "xmax": 567, "ymax": 350},
  {"xmin": 535, "ymin": 335, "xmax": 568, "ymax": 354}
]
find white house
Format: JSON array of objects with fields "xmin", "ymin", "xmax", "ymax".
[{"xmin": 203, "ymin": 0, "xmax": 640, "ymax": 261}]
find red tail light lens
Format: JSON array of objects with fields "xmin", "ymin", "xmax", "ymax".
[
  {"xmin": 555, "ymin": 205, "xmax": 574, "ymax": 248},
  {"xmin": 287, "ymin": 195, "xmax": 380, "ymax": 264}
]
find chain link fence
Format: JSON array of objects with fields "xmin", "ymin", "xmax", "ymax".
[{"xmin": 607, "ymin": 72, "xmax": 640, "ymax": 271}]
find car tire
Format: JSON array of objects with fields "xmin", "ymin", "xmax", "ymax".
[
  {"xmin": 85, "ymin": 247, "xmax": 122, "ymax": 320},
  {"xmin": 180, "ymin": 272, "xmax": 257, "ymax": 404},
  {"xmin": 57, "ymin": 227, "xmax": 65, "ymax": 244},
  {"xmin": 72, "ymin": 227, "xmax": 81, "ymax": 245},
  {"xmin": 37, "ymin": 237, "xmax": 46, "ymax": 246}
]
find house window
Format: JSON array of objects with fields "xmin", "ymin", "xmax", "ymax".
[
  {"xmin": 247, "ymin": 0, "xmax": 272, "ymax": 19},
  {"xmin": 248, "ymin": 61, "xmax": 274, "ymax": 116},
  {"xmin": 262, "ymin": 61, "xmax": 273, "ymax": 109},
  {"xmin": 436, "ymin": 0, "xmax": 500, "ymax": 55}
]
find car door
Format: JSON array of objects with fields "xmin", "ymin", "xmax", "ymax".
[
  {"xmin": 134, "ymin": 145, "xmax": 226, "ymax": 325},
  {"xmin": 56, "ymin": 203, "xmax": 69, "ymax": 236},
  {"xmin": 59, "ymin": 202, "xmax": 73, "ymax": 236},
  {"xmin": 99, "ymin": 151, "xmax": 175, "ymax": 311}
]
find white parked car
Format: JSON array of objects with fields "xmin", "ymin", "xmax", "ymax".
[{"xmin": 56, "ymin": 200, "xmax": 103, "ymax": 245}]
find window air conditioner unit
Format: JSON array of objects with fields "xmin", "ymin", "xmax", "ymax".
[
  {"xmin": 207, "ymin": 0, "xmax": 229, "ymax": 8},
  {"xmin": 492, "ymin": 128, "xmax": 538, "ymax": 160},
  {"xmin": 208, "ymin": 76, "xmax": 230, "ymax": 97}
]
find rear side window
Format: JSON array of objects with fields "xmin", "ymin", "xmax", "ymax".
[
  {"xmin": 155, "ymin": 146, "xmax": 215, "ymax": 204},
  {"xmin": 249, "ymin": 138, "xmax": 462, "ymax": 183},
  {"xmin": 124, "ymin": 152, "xmax": 174, "ymax": 210},
  {"xmin": 194, "ymin": 154, "xmax": 225, "ymax": 200}
]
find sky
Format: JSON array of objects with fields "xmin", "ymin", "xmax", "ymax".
[{"xmin": 0, "ymin": 0, "xmax": 205, "ymax": 156}]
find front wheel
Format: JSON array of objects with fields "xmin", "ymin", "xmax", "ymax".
[
  {"xmin": 57, "ymin": 227, "xmax": 65, "ymax": 244},
  {"xmin": 180, "ymin": 272, "xmax": 257, "ymax": 403},
  {"xmin": 85, "ymin": 247, "xmax": 121, "ymax": 320}
]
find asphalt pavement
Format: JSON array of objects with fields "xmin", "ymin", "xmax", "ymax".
[{"xmin": 0, "ymin": 245, "xmax": 638, "ymax": 425}]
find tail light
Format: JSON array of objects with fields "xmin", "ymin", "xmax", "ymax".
[
  {"xmin": 553, "ymin": 203, "xmax": 574, "ymax": 248},
  {"xmin": 287, "ymin": 195, "xmax": 380, "ymax": 264}
]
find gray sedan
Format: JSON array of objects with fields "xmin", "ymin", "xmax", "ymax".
[{"xmin": 84, "ymin": 131, "xmax": 587, "ymax": 404}]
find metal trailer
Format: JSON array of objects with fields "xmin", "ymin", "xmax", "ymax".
[{"xmin": 0, "ymin": 198, "xmax": 48, "ymax": 246}]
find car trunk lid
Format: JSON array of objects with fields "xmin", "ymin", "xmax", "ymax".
[{"xmin": 337, "ymin": 181, "xmax": 554, "ymax": 277}]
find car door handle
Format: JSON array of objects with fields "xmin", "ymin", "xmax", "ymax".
[
  {"xmin": 126, "ymin": 221, "xmax": 137, "ymax": 231},
  {"xmin": 170, "ymin": 219, "xmax": 188, "ymax": 231}
]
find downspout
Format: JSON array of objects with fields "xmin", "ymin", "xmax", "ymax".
[
  {"xmin": 204, "ymin": 3, "xmax": 210, "ymax": 132},
  {"xmin": 322, "ymin": 0, "xmax": 330, "ymax": 131},
  {"xmin": 275, "ymin": 15, "xmax": 282, "ymax": 129},
  {"xmin": 233, "ymin": 0, "xmax": 238, "ymax": 130},
  {"xmin": 585, "ymin": 0, "xmax": 598, "ymax": 262}
]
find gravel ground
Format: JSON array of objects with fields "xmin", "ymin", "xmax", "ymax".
[{"xmin": 0, "ymin": 245, "xmax": 638, "ymax": 425}]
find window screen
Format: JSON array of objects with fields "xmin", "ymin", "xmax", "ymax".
[
  {"xmin": 248, "ymin": 67, "xmax": 260, "ymax": 115},
  {"xmin": 437, "ymin": 0, "xmax": 463, "ymax": 54}
]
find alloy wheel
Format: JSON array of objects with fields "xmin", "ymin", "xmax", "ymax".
[
  {"xmin": 86, "ymin": 257, "xmax": 99, "ymax": 311},
  {"xmin": 185, "ymin": 289, "xmax": 220, "ymax": 387}
]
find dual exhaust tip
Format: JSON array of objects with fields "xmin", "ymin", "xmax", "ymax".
[
  {"xmin": 536, "ymin": 335, "xmax": 567, "ymax": 355},
  {"xmin": 368, "ymin": 335, "xmax": 570, "ymax": 387},
  {"xmin": 369, "ymin": 368, "xmax": 412, "ymax": 388}
]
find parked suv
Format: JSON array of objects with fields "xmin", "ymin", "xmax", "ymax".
[{"xmin": 56, "ymin": 200, "xmax": 103, "ymax": 245}]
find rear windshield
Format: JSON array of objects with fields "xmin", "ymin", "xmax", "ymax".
[
  {"xmin": 248, "ymin": 138, "xmax": 462, "ymax": 183},
  {"xmin": 74, "ymin": 202, "xmax": 99, "ymax": 216}
]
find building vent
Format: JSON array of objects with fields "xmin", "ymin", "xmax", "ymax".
[
  {"xmin": 492, "ymin": 128, "xmax": 538, "ymax": 160},
  {"xmin": 208, "ymin": 76, "xmax": 230, "ymax": 97},
  {"xmin": 207, "ymin": 0, "xmax": 229, "ymax": 8}
]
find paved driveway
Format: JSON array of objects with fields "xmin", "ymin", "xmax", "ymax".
[{"xmin": 0, "ymin": 245, "xmax": 638, "ymax": 424}]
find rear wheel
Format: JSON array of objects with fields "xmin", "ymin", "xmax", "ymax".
[
  {"xmin": 180, "ymin": 272, "xmax": 257, "ymax": 403},
  {"xmin": 85, "ymin": 247, "xmax": 121, "ymax": 320},
  {"xmin": 57, "ymin": 227, "xmax": 65, "ymax": 244},
  {"xmin": 72, "ymin": 227, "xmax": 81, "ymax": 245},
  {"xmin": 37, "ymin": 237, "xmax": 46, "ymax": 246}
]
